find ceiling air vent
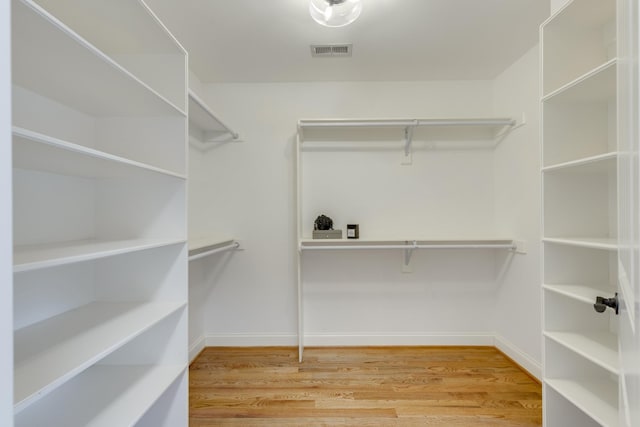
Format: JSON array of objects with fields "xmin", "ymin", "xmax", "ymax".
[{"xmin": 311, "ymin": 44, "xmax": 352, "ymax": 57}]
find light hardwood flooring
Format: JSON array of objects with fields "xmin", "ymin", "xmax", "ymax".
[{"xmin": 189, "ymin": 346, "xmax": 542, "ymax": 426}]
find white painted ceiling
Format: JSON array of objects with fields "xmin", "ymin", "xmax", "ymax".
[{"xmin": 146, "ymin": 0, "xmax": 550, "ymax": 83}]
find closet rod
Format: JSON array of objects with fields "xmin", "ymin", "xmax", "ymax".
[
  {"xmin": 189, "ymin": 241, "xmax": 240, "ymax": 261},
  {"xmin": 301, "ymin": 243, "xmax": 516, "ymax": 251}
]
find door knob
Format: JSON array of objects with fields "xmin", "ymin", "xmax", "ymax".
[{"xmin": 594, "ymin": 293, "xmax": 619, "ymax": 315}]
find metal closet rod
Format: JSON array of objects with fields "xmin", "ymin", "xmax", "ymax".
[
  {"xmin": 301, "ymin": 242, "xmax": 516, "ymax": 250},
  {"xmin": 188, "ymin": 241, "xmax": 240, "ymax": 261}
]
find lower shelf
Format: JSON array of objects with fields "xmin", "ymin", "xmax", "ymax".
[
  {"xmin": 15, "ymin": 364, "xmax": 186, "ymax": 427},
  {"xmin": 300, "ymin": 238, "xmax": 516, "ymax": 250},
  {"xmin": 544, "ymin": 331, "xmax": 618, "ymax": 374},
  {"xmin": 14, "ymin": 301, "xmax": 186, "ymax": 412},
  {"xmin": 543, "ymin": 283, "xmax": 613, "ymax": 305},
  {"xmin": 546, "ymin": 378, "xmax": 618, "ymax": 427}
]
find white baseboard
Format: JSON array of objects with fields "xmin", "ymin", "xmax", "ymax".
[
  {"xmin": 303, "ymin": 332, "xmax": 494, "ymax": 347},
  {"xmin": 205, "ymin": 333, "xmax": 298, "ymax": 347},
  {"xmin": 189, "ymin": 335, "xmax": 206, "ymax": 363},
  {"xmin": 203, "ymin": 332, "xmax": 494, "ymax": 347},
  {"xmin": 493, "ymin": 334, "xmax": 542, "ymax": 380}
]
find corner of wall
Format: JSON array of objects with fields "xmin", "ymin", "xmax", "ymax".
[{"xmin": 491, "ymin": 44, "xmax": 543, "ymax": 367}]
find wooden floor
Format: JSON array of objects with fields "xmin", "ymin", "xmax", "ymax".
[{"xmin": 189, "ymin": 346, "xmax": 542, "ymax": 426}]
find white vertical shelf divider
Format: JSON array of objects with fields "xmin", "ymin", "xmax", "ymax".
[{"xmin": 11, "ymin": 0, "xmax": 188, "ymax": 425}]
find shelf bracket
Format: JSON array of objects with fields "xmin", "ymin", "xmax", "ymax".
[
  {"xmin": 403, "ymin": 240, "xmax": 418, "ymax": 266},
  {"xmin": 402, "ymin": 121, "xmax": 417, "ymax": 165}
]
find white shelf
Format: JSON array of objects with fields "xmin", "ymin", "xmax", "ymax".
[
  {"xmin": 543, "ymin": 283, "xmax": 614, "ymax": 305},
  {"xmin": 300, "ymin": 238, "xmax": 515, "ymax": 250},
  {"xmin": 543, "ymin": 237, "xmax": 618, "ymax": 251},
  {"xmin": 14, "ymin": 238, "xmax": 186, "ymax": 273},
  {"xmin": 298, "ymin": 117, "xmax": 515, "ymax": 129},
  {"xmin": 12, "ymin": 0, "xmax": 185, "ymax": 117},
  {"xmin": 541, "ymin": 0, "xmax": 617, "ymax": 96},
  {"xmin": 15, "ymin": 364, "xmax": 185, "ymax": 427},
  {"xmin": 546, "ymin": 378, "xmax": 618, "ymax": 427},
  {"xmin": 13, "ymin": 127, "xmax": 186, "ymax": 179},
  {"xmin": 298, "ymin": 117, "xmax": 517, "ymax": 146},
  {"xmin": 28, "ymin": 0, "xmax": 183, "ymax": 55},
  {"xmin": 542, "ymin": 152, "xmax": 617, "ymax": 174},
  {"xmin": 188, "ymin": 90, "xmax": 238, "ymax": 141},
  {"xmin": 545, "ymin": 331, "xmax": 618, "ymax": 375},
  {"xmin": 542, "ymin": 59, "xmax": 617, "ymax": 103},
  {"xmin": 28, "ymin": 0, "xmax": 187, "ymax": 111},
  {"xmin": 14, "ymin": 301, "xmax": 186, "ymax": 412}
]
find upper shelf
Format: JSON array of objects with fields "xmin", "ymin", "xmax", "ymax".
[
  {"xmin": 298, "ymin": 118, "xmax": 520, "ymax": 160},
  {"xmin": 28, "ymin": 0, "xmax": 187, "ymax": 110},
  {"xmin": 188, "ymin": 90, "xmax": 239, "ymax": 146},
  {"xmin": 299, "ymin": 117, "xmax": 516, "ymax": 135},
  {"xmin": 541, "ymin": 0, "xmax": 616, "ymax": 96},
  {"xmin": 13, "ymin": 127, "xmax": 187, "ymax": 180},
  {"xmin": 12, "ymin": 0, "xmax": 185, "ymax": 117},
  {"xmin": 542, "ymin": 59, "xmax": 616, "ymax": 104}
]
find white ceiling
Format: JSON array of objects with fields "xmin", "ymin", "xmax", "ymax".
[{"xmin": 146, "ymin": 0, "xmax": 550, "ymax": 83}]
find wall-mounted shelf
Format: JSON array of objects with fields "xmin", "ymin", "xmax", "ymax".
[
  {"xmin": 301, "ymin": 238, "xmax": 519, "ymax": 270},
  {"xmin": 188, "ymin": 90, "xmax": 239, "ymax": 148},
  {"xmin": 188, "ymin": 237, "xmax": 240, "ymax": 261},
  {"xmin": 300, "ymin": 238, "xmax": 515, "ymax": 250},
  {"xmin": 298, "ymin": 117, "xmax": 519, "ymax": 162}
]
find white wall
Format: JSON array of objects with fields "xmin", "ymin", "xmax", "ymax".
[
  {"xmin": 1, "ymin": 0, "xmax": 13, "ymax": 424},
  {"xmin": 493, "ymin": 46, "xmax": 543, "ymax": 378},
  {"xmin": 194, "ymin": 80, "xmax": 529, "ymax": 346},
  {"xmin": 550, "ymin": 0, "xmax": 570, "ymax": 15}
]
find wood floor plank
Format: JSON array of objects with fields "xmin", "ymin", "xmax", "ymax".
[{"xmin": 189, "ymin": 346, "xmax": 542, "ymax": 426}]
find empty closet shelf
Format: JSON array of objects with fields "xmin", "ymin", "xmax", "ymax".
[
  {"xmin": 14, "ymin": 301, "xmax": 186, "ymax": 412},
  {"xmin": 14, "ymin": 238, "xmax": 186, "ymax": 273}
]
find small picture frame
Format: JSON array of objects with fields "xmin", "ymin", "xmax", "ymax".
[{"xmin": 347, "ymin": 224, "xmax": 359, "ymax": 239}]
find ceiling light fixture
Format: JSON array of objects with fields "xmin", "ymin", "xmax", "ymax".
[{"xmin": 309, "ymin": 0, "xmax": 362, "ymax": 28}]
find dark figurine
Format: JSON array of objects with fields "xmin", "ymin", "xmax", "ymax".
[{"xmin": 314, "ymin": 215, "xmax": 333, "ymax": 230}]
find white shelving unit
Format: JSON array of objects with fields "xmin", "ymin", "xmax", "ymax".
[
  {"xmin": 11, "ymin": 0, "xmax": 188, "ymax": 425},
  {"xmin": 296, "ymin": 118, "xmax": 521, "ymax": 361},
  {"xmin": 541, "ymin": 0, "xmax": 619, "ymax": 425}
]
